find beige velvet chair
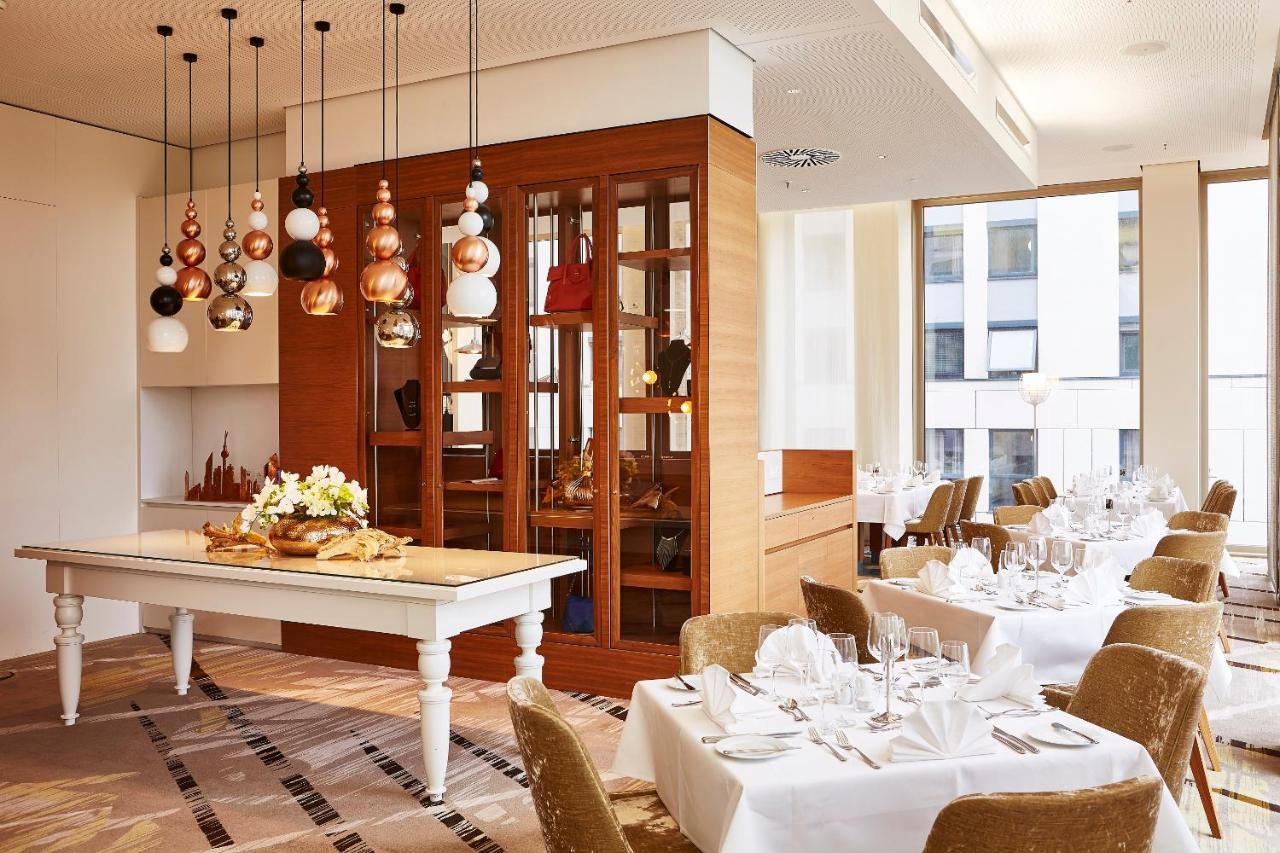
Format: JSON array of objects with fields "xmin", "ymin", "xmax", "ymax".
[
  {"xmin": 1199, "ymin": 480, "xmax": 1228, "ymax": 513},
  {"xmin": 958, "ymin": 520, "xmax": 1011, "ymax": 564},
  {"xmin": 1009, "ymin": 481, "xmax": 1034, "ymax": 506},
  {"xmin": 898, "ymin": 481, "xmax": 955, "ymax": 546},
  {"xmin": 1036, "ymin": 476, "xmax": 1058, "ymax": 501},
  {"xmin": 922, "ymin": 776, "xmax": 1163, "ymax": 853},
  {"xmin": 992, "ymin": 504, "xmax": 1041, "ymax": 526},
  {"xmin": 1168, "ymin": 510, "xmax": 1229, "ymax": 533},
  {"xmin": 942, "ymin": 478, "xmax": 968, "ymax": 545},
  {"xmin": 1207, "ymin": 486, "xmax": 1237, "ymax": 517},
  {"xmin": 800, "ymin": 575, "xmax": 874, "ymax": 663},
  {"xmin": 1153, "ymin": 529, "xmax": 1227, "ymax": 565},
  {"xmin": 507, "ymin": 676, "xmax": 697, "ymax": 853},
  {"xmin": 1024, "ymin": 479, "xmax": 1050, "ymax": 507},
  {"xmin": 1127, "ymin": 556, "xmax": 1218, "ymax": 604},
  {"xmin": 879, "ymin": 545, "xmax": 953, "ymax": 580},
  {"xmin": 958, "ymin": 475, "xmax": 984, "ymax": 523},
  {"xmin": 678, "ymin": 611, "xmax": 799, "ymax": 676}
]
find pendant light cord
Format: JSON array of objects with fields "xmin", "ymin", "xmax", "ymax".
[
  {"xmin": 225, "ymin": 11, "xmax": 233, "ymax": 221},
  {"xmin": 394, "ymin": 6, "xmax": 400, "ymax": 209},
  {"xmin": 253, "ymin": 39, "xmax": 259, "ymax": 191},
  {"xmin": 474, "ymin": 0, "xmax": 480, "ymax": 162},
  {"xmin": 299, "ymin": 0, "xmax": 306, "ymax": 170},
  {"xmin": 380, "ymin": 2, "xmax": 387, "ymax": 179},
  {"xmin": 187, "ymin": 55, "xmax": 194, "ymax": 200},
  {"xmin": 161, "ymin": 28, "xmax": 169, "ymax": 247},
  {"xmin": 319, "ymin": 23, "xmax": 325, "ymax": 205},
  {"xmin": 467, "ymin": 0, "xmax": 474, "ymax": 166}
]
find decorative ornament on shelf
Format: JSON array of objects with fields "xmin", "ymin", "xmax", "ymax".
[
  {"xmin": 241, "ymin": 34, "xmax": 278, "ymax": 297},
  {"xmin": 174, "ymin": 51, "xmax": 213, "ymax": 301},
  {"xmin": 147, "ymin": 24, "xmax": 188, "ymax": 353},
  {"xmin": 359, "ymin": 3, "xmax": 408, "ymax": 305},
  {"xmin": 445, "ymin": 0, "xmax": 499, "ymax": 318},
  {"xmin": 302, "ymin": 17, "xmax": 344, "ymax": 315},
  {"xmin": 208, "ymin": 7, "xmax": 253, "ymax": 332},
  {"xmin": 280, "ymin": 0, "xmax": 328, "ymax": 283},
  {"xmin": 183, "ymin": 432, "xmax": 271, "ymax": 502}
]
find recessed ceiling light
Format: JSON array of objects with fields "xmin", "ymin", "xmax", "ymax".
[
  {"xmin": 1122, "ymin": 40, "xmax": 1168, "ymax": 57},
  {"xmin": 786, "ymin": 88, "xmax": 802, "ymax": 95},
  {"xmin": 1102, "ymin": 143, "xmax": 1134, "ymax": 152},
  {"xmin": 800, "ymin": 188, "xmax": 810, "ymax": 193},
  {"xmin": 760, "ymin": 148, "xmax": 841, "ymax": 168},
  {"xmin": 876, "ymin": 154, "xmax": 888, "ymax": 160}
]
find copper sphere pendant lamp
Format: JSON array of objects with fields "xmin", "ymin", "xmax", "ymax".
[
  {"xmin": 240, "ymin": 33, "xmax": 278, "ymax": 297},
  {"xmin": 300, "ymin": 17, "xmax": 343, "ymax": 315},
  {"xmin": 174, "ymin": 51, "xmax": 213, "ymax": 301}
]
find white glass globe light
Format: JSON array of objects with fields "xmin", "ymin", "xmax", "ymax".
[
  {"xmin": 248, "ymin": 210, "xmax": 269, "ymax": 231},
  {"xmin": 457, "ymin": 210, "xmax": 483, "ymax": 236},
  {"xmin": 147, "ymin": 316, "xmax": 189, "ymax": 353},
  {"xmin": 467, "ymin": 180, "xmax": 489, "ymax": 204},
  {"xmin": 477, "ymin": 237, "xmax": 501, "ymax": 277},
  {"xmin": 156, "ymin": 265, "xmax": 178, "ymax": 286},
  {"xmin": 242, "ymin": 259, "xmax": 279, "ymax": 297},
  {"xmin": 446, "ymin": 272, "xmax": 497, "ymax": 318},
  {"xmin": 284, "ymin": 207, "xmax": 320, "ymax": 241}
]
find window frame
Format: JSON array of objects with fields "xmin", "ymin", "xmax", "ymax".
[
  {"xmin": 923, "ymin": 221, "xmax": 964, "ymax": 284},
  {"xmin": 925, "ymin": 324, "xmax": 965, "ymax": 381},
  {"xmin": 986, "ymin": 324, "xmax": 1038, "ymax": 376},
  {"xmin": 986, "ymin": 218, "xmax": 1038, "ymax": 280}
]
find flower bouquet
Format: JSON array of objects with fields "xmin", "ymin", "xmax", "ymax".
[{"xmin": 239, "ymin": 466, "xmax": 370, "ymax": 556}]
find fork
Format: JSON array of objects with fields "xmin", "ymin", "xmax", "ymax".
[
  {"xmin": 807, "ymin": 727, "xmax": 847, "ymax": 762},
  {"xmin": 833, "ymin": 729, "xmax": 881, "ymax": 769},
  {"xmin": 977, "ymin": 704, "xmax": 1045, "ymax": 719}
]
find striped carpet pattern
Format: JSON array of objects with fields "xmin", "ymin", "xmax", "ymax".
[{"xmin": 0, "ymin": 562, "xmax": 1275, "ymax": 851}]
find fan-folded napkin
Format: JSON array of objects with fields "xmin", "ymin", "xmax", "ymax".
[
  {"xmin": 1065, "ymin": 568, "xmax": 1124, "ymax": 606},
  {"xmin": 754, "ymin": 624, "xmax": 837, "ymax": 677},
  {"xmin": 1027, "ymin": 512, "xmax": 1053, "ymax": 536},
  {"xmin": 916, "ymin": 559, "xmax": 964, "ymax": 598},
  {"xmin": 890, "ymin": 701, "xmax": 997, "ymax": 762},
  {"xmin": 950, "ymin": 546, "xmax": 994, "ymax": 578},
  {"xmin": 699, "ymin": 664, "xmax": 775, "ymax": 734},
  {"xmin": 1042, "ymin": 502, "xmax": 1071, "ymax": 529},
  {"xmin": 1129, "ymin": 508, "xmax": 1167, "ymax": 538},
  {"xmin": 959, "ymin": 644, "xmax": 1045, "ymax": 706}
]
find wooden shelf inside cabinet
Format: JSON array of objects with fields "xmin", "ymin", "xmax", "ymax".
[
  {"xmin": 443, "ymin": 521, "xmax": 499, "ymax": 540},
  {"xmin": 620, "ymin": 566, "xmax": 692, "ymax": 591},
  {"xmin": 443, "ymin": 480, "xmax": 504, "ymax": 493},
  {"xmin": 619, "ymin": 396, "xmax": 692, "ymax": 415},
  {"xmin": 443, "ymin": 380, "xmax": 502, "ymax": 394},
  {"xmin": 442, "ymin": 430, "xmax": 495, "ymax": 446},
  {"xmin": 379, "ymin": 525, "xmax": 424, "ymax": 541},
  {"xmin": 369, "ymin": 431, "xmax": 423, "ymax": 447},
  {"xmin": 529, "ymin": 311, "xmax": 658, "ymax": 331},
  {"xmin": 442, "ymin": 314, "xmax": 498, "ymax": 329},
  {"xmin": 528, "ymin": 507, "xmax": 596, "ymax": 530},
  {"xmin": 617, "ymin": 248, "xmax": 691, "ymax": 272}
]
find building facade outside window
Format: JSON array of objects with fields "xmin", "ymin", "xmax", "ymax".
[{"xmin": 922, "ymin": 188, "xmax": 1140, "ymax": 513}]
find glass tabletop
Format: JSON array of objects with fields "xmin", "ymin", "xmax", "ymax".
[{"xmin": 21, "ymin": 529, "xmax": 576, "ymax": 588}]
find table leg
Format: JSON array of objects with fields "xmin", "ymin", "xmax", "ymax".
[
  {"xmin": 53, "ymin": 594, "xmax": 84, "ymax": 726},
  {"xmin": 169, "ymin": 607, "xmax": 193, "ymax": 695},
  {"xmin": 417, "ymin": 639, "xmax": 452, "ymax": 804},
  {"xmin": 514, "ymin": 611, "xmax": 545, "ymax": 680}
]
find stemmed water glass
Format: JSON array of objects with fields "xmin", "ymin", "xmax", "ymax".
[
  {"xmin": 998, "ymin": 543, "xmax": 1022, "ymax": 596},
  {"xmin": 1026, "ymin": 535, "xmax": 1047, "ymax": 599},
  {"xmin": 755, "ymin": 623, "xmax": 782, "ymax": 699},
  {"xmin": 787, "ymin": 618, "xmax": 818, "ymax": 700},
  {"xmin": 906, "ymin": 627, "xmax": 940, "ymax": 701},
  {"xmin": 939, "ymin": 640, "xmax": 970, "ymax": 699},
  {"xmin": 1050, "ymin": 538, "xmax": 1073, "ymax": 589},
  {"xmin": 868, "ymin": 612, "xmax": 907, "ymax": 724}
]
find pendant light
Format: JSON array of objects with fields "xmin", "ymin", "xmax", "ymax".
[
  {"xmin": 280, "ymin": 0, "xmax": 327, "ymax": 282},
  {"xmin": 358, "ymin": 2, "xmax": 409, "ymax": 304},
  {"xmin": 300, "ymin": 18, "xmax": 344, "ymax": 315},
  {"xmin": 174, "ymin": 51, "xmax": 213, "ymax": 301},
  {"xmin": 208, "ymin": 7, "xmax": 253, "ymax": 332},
  {"xmin": 446, "ymin": 0, "xmax": 499, "ymax": 318},
  {"xmin": 241, "ymin": 34, "xmax": 278, "ymax": 297},
  {"xmin": 375, "ymin": 2, "xmax": 420, "ymax": 347},
  {"xmin": 147, "ymin": 24, "xmax": 187, "ymax": 354}
]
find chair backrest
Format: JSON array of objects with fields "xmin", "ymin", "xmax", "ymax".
[
  {"xmin": 944, "ymin": 479, "xmax": 968, "ymax": 526},
  {"xmin": 922, "ymin": 776, "xmax": 1163, "ymax": 853},
  {"xmin": 800, "ymin": 576, "xmax": 873, "ymax": 663},
  {"xmin": 1167, "ymin": 510, "xmax": 1229, "ymax": 533},
  {"xmin": 959, "ymin": 475, "xmax": 984, "ymax": 521},
  {"xmin": 879, "ymin": 545, "xmax": 954, "ymax": 580},
  {"xmin": 1025, "ymin": 480, "xmax": 1050, "ymax": 507},
  {"xmin": 1127, "ymin": 556, "xmax": 1219, "ymax": 603},
  {"xmin": 916, "ymin": 482, "xmax": 955, "ymax": 531},
  {"xmin": 507, "ymin": 676, "xmax": 633, "ymax": 853},
  {"xmin": 992, "ymin": 505, "xmax": 1041, "ymax": 526},
  {"xmin": 1037, "ymin": 476, "xmax": 1058, "ymax": 500},
  {"xmin": 1199, "ymin": 480, "xmax": 1227, "ymax": 513},
  {"xmin": 1102, "ymin": 601, "xmax": 1223, "ymax": 672},
  {"xmin": 1010, "ymin": 481, "xmax": 1033, "ymax": 506},
  {"xmin": 679, "ymin": 611, "xmax": 799, "ymax": 675},
  {"xmin": 959, "ymin": 520, "xmax": 1011, "ymax": 561},
  {"xmin": 1153, "ymin": 530, "xmax": 1227, "ymax": 565},
  {"xmin": 1067, "ymin": 644, "xmax": 1208, "ymax": 795},
  {"xmin": 1207, "ymin": 486, "xmax": 1237, "ymax": 518}
]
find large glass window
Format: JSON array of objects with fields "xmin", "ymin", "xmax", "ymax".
[
  {"xmin": 922, "ymin": 188, "xmax": 1140, "ymax": 514},
  {"xmin": 1206, "ymin": 177, "xmax": 1268, "ymax": 547},
  {"xmin": 925, "ymin": 428, "xmax": 964, "ymax": 480}
]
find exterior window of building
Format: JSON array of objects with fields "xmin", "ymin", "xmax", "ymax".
[
  {"xmin": 1206, "ymin": 177, "xmax": 1268, "ymax": 547},
  {"xmin": 987, "ymin": 219, "xmax": 1037, "ymax": 279},
  {"xmin": 987, "ymin": 326, "xmax": 1037, "ymax": 375},
  {"xmin": 1118, "ymin": 210, "xmax": 1139, "ymax": 273},
  {"xmin": 989, "ymin": 430, "xmax": 1033, "ymax": 510},
  {"xmin": 1119, "ymin": 429, "xmax": 1139, "ymax": 481},
  {"xmin": 926, "ymin": 326, "xmax": 964, "ymax": 380},
  {"xmin": 925, "ymin": 428, "xmax": 965, "ymax": 480},
  {"xmin": 924, "ymin": 223, "xmax": 963, "ymax": 283},
  {"xmin": 1119, "ymin": 323, "xmax": 1140, "ymax": 377}
]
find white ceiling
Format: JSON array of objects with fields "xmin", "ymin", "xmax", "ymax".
[{"xmin": 950, "ymin": 0, "xmax": 1280, "ymax": 184}]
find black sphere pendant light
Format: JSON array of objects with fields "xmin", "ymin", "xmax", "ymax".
[
  {"xmin": 147, "ymin": 24, "xmax": 188, "ymax": 353},
  {"xmin": 208, "ymin": 6, "xmax": 253, "ymax": 331},
  {"xmin": 280, "ymin": 0, "xmax": 327, "ymax": 281}
]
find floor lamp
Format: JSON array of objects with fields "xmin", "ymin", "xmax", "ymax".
[{"xmin": 1019, "ymin": 372, "xmax": 1056, "ymax": 476}]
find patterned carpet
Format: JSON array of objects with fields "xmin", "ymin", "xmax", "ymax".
[{"xmin": 0, "ymin": 564, "xmax": 1275, "ymax": 852}]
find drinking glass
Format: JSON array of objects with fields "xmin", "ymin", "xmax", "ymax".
[
  {"xmin": 868, "ymin": 612, "xmax": 907, "ymax": 724},
  {"xmin": 939, "ymin": 640, "xmax": 970, "ymax": 699},
  {"xmin": 829, "ymin": 632, "xmax": 858, "ymax": 707},
  {"xmin": 756, "ymin": 623, "xmax": 782, "ymax": 698},
  {"xmin": 807, "ymin": 649, "xmax": 841, "ymax": 732},
  {"xmin": 1026, "ymin": 536, "xmax": 1047, "ymax": 598},
  {"xmin": 1050, "ymin": 538, "xmax": 1073, "ymax": 588},
  {"xmin": 906, "ymin": 627, "xmax": 941, "ymax": 700},
  {"xmin": 998, "ymin": 544, "xmax": 1021, "ymax": 596},
  {"xmin": 786, "ymin": 618, "xmax": 818, "ymax": 699},
  {"xmin": 970, "ymin": 536, "xmax": 992, "ymax": 571}
]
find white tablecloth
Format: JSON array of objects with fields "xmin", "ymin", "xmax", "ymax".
[
  {"xmin": 858, "ymin": 481, "xmax": 947, "ymax": 540},
  {"xmin": 861, "ymin": 580, "xmax": 1230, "ymax": 700},
  {"xmin": 1062, "ymin": 487, "xmax": 1189, "ymax": 521},
  {"xmin": 613, "ymin": 678, "xmax": 1196, "ymax": 853},
  {"xmin": 1006, "ymin": 525, "xmax": 1240, "ymax": 579}
]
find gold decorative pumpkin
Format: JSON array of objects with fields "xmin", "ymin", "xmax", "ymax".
[{"xmin": 268, "ymin": 515, "xmax": 363, "ymax": 556}]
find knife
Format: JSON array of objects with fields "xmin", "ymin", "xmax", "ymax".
[
  {"xmin": 701, "ymin": 731, "xmax": 801, "ymax": 743},
  {"xmin": 675, "ymin": 674, "xmax": 698, "ymax": 692},
  {"xmin": 1052, "ymin": 721, "xmax": 1100, "ymax": 745},
  {"xmin": 729, "ymin": 673, "xmax": 763, "ymax": 695},
  {"xmin": 992, "ymin": 726, "xmax": 1040, "ymax": 754},
  {"xmin": 990, "ymin": 730, "xmax": 1026, "ymax": 754}
]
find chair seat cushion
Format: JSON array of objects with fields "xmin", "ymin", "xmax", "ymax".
[
  {"xmin": 610, "ymin": 791, "xmax": 699, "ymax": 852},
  {"xmin": 1043, "ymin": 683, "xmax": 1075, "ymax": 711}
]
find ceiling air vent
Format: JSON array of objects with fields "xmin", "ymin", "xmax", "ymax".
[{"xmin": 760, "ymin": 148, "xmax": 841, "ymax": 168}]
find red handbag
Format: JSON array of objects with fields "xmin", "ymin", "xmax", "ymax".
[{"xmin": 543, "ymin": 234, "xmax": 593, "ymax": 312}]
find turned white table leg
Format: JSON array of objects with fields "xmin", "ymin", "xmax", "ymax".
[
  {"xmin": 53, "ymin": 594, "xmax": 84, "ymax": 726},
  {"xmin": 417, "ymin": 639, "xmax": 452, "ymax": 803},
  {"xmin": 514, "ymin": 611, "xmax": 545, "ymax": 681},
  {"xmin": 169, "ymin": 607, "xmax": 193, "ymax": 695}
]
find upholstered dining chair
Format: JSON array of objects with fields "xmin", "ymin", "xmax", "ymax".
[
  {"xmin": 1206, "ymin": 485, "xmax": 1237, "ymax": 518},
  {"xmin": 898, "ymin": 481, "xmax": 955, "ymax": 546},
  {"xmin": 921, "ymin": 776, "xmax": 1163, "ymax": 853},
  {"xmin": 1127, "ymin": 556, "xmax": 1218, "ymax": 604},
  {"xmin": 507, "ymin": 676, "xmax": 698, "ymax": 853},
  {"xmin": 942, "ymin": 478, "xmax": 968, "ymax": 545},
  {"xmin": 1168, "ymin": 510, "xmax": 1229, "ymax": 533},
  {"xmin": 678, "ymin": 611, "xmax": 799, "ymax": 675},
  {"xmin": 958, "ymin": 475, "xmax": 984, "ymax": 523},
  {"xmin": 958, "ymin": 520, "xmax": 1012, "ymax": 564},
  {"xmin": 1153, "ymin": 529, "xmax": 1226, "ymax": 565},
  {"xmin": 1199, "ymin": 480, "xmax": 1228, "ymax": 513},
  {"xmin": 800, "ymin": 576, "xmax": 874, "ymax": 663},
  {"xmin": 1035, "ymin": 475, "xmax": 1058, "ymax": 501},
  {"xmin": 1009, "ymin": 481, "xmax": 1034, "ymax": 506},
  {"xmin": 992, "ymin": 504, "xmax": 1041, "ymax": 526},
  {"xmin": 1025, "ymin": 479, "xmax": 1050, "ymax": 507},
  {"xmin": 879, "ymin": 545, "xmax": 954, "ymax": 580}
]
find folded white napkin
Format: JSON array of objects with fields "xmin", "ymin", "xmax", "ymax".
[
  {"xmin": 959, "ymin": 644, "xmax": 1045, "ymax": 706},
  {"xmin": 916, "ymin": 559, "xmax": 964, "ymax": 598},
  {"xmin": 1027, "ymin": 512, "xmax": 1053, "ymax": 536},
  {"xmin": 891, "ymin": 700, "xmax": 998, "ymax": 762},
  {"xmin": 1064, "ymin": 568, "xmax": 1124, "ymax": 606},
  {"xmin": 950, "ymin": 546, "xmax": 994, "ymax": 579},
  {"xmin": 881, "ymin": 475, "xmax": 905, "ymax": 493},
  {"xmin": 906, "ymin": 474, "xmax": 924, "ymax": 489},
  {"xmin": 924, "ymin": 470, "xmax": 940, "ymax": 484},
  {"xmin": 1129, "ymin": 508, "xmax": 1167, "ymax": 538},
  {"xmin": 699, "ymin": 664, "xmax": 775, "ymax": 734},
  {"xmin": 1043, "ymin": 503, "xmax": 1071, "ymax": 529},
  {"xmin": 754, "ymin": 624, "xmax": 837, "ymax": 677}
]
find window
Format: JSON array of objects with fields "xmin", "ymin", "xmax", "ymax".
[
  {"xmin": 1118, "ymin": 211, "xmax": 1139, "ymax": 273},
  {"xmin": 926, "ymin": 428, "xmax": 964, "ymax": 480},
  {"xmin": 987, "ymin": 326, "xmax": 1037, "ymax": 375},
  {"xmin": 925, "ymin": 326, "xmax": 964, "ymax": 380},
  {"xmin": 987, "ymin": 220, "xmax": 1036, "ymax": 279},
  {"xmin": 1119, "ymin": 429, "xmax": 1139, "ymax": 481},
  {"xmin": 924, "ymin": 223, "xmax": 963, "ymax": 283},
  {"xmin": 989, "ymin": 430, "xmax": 1033, "ymax": 510},
  {"xmin": 1119, "ymin": 323, "xmax": 1139, "ymax": 377}
]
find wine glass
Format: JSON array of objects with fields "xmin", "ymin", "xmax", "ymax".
[
  {"xmin": 906, "ymin": 627, "xmax": 940, "ymax": 701},
  {"xmin": 998, "ymin": 544, "xmax": 1021, "ymax": 596},
  {"xmin": 970, "ymin": 536, "xmax": 992, "ymax": 572},
  {"xmin": 756, "ymin": 623, "xmax": 782, "ymax": 698},
  {"xmin": 786, "ymin": 618, "xmax": 818, "ymax": 699},
  {"xmin": 806, "ymin": 648, "xmax": 841, "ymax": 732},
  {"xmin": 1050, "ymin": 538, "xmax": 1073, "ymax": 589},
  {"xmin": 939, "ymin": 641, "xmax": 970, "ymax": 699},
  {"xmin": 1026, "ymin": 536, "xmax": 1047, "ymax": 599},
  {"xmin": 868, "ymin": 612, "xmax": 906, "ymax": 724}
]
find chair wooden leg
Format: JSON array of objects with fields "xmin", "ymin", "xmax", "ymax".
[
  {"xmin": 1219, "ymin": 622, "xmax": 1232, "ymax": 653},
  {"xmin": 1199, "ymin": 707, "xmax": 1221, "ymax": 772},
  {"xmin": 1218, "ymin": 572, "xmax": 1229, "ymax": 599},
  {"xmin": 1189, "ymin": 740, "xmax": 1223, "ymax": 839}
]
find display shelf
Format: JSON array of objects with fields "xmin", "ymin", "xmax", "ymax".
[
  {"xmin": 620, "ymin": 565, "xmax": 692, "ymax": 591},
  {"xmin": 369, "ymin": 431, "xmax": 423, "ymax": 447},
  {"xmin": 442, "ymin": 314, "xmax": 498, "ymax": 329},
  {"xmin": 443, "ymin": 480, "xmax": 504, "ymax": 493},
  {"xmin": 529, "ymin": 310, "xmax": 658, "ymax": 330},
  {"xmin": 442, "ymin": 430, "xmax": 495, "ymax": 446},
  {"xmin": 443, "ymin": 380, "xmax": 502, "ymax": 394},
  {"xmin": 617, "ymin": 247, "xmax": 691, "ymax": 272},
  {"xmin": 528, "ymin": 507, "xmax": 596, "ymax": 529},
  {"xmin": 619, "ymin": 396, "xmax": 692, "ymax": 414}
]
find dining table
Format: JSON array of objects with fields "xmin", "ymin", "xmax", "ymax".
[
  {"xmin": 1004, "ymin": 522, "xmax": 1240, "ymax": 579},
  {"xmin": 613, "ymin": 673, "xmax": 1197, "ymax": 852},
  {"xmin": 1061, "ymin": 487, "xmax": 1189, "ymax": 521},
  {"xmin": 858, "ymin": 479, "xmax": 948, "ymax": 541}
]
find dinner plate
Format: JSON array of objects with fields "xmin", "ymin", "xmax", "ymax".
[
  {"xmin": 995, "ymin": 601, "xmax": 1040, "ymax": 611},
  {"xmin": 713, "ymin": 735, "xmax": 796, "ymax": 760},
  {"xmin": 1123, "ymin": 588, "xmax": 1167, "ymax": 601},
  {"xmin": 889, "ymin": 578, "xmax": 917, "ymax": 587},
  {"xmin": 666, "ymin": 676, "xmax": 702, "ymax": 692},
  {"xmin": 1025, "ymin": 721, "xmax": 1100, "ymax": 748}
]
